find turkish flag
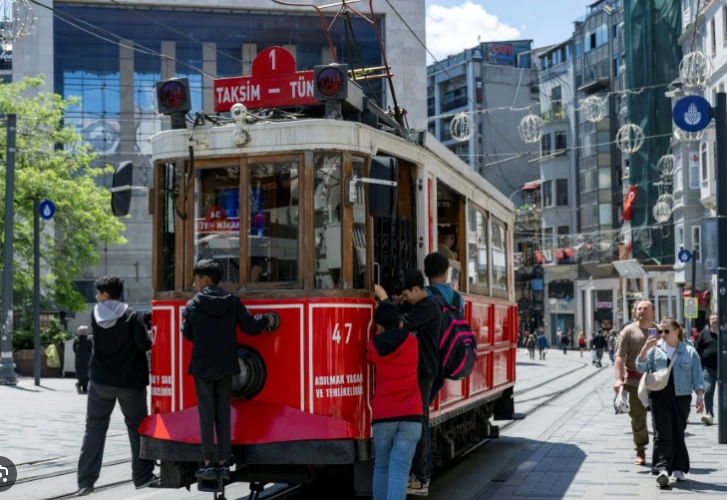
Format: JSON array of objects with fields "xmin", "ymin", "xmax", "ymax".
[{"xmin": 622, "ymin": 185, "xmax": 638, "ymax": 221}]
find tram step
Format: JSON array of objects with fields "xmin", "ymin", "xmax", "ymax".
[{"xmin": 197, "ymin": 478, "xmax": 225, "ymax": 493}]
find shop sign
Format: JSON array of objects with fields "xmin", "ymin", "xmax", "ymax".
[{"xmin": 595, "ymin": 300, "xmax": 613, "ymax": 310}]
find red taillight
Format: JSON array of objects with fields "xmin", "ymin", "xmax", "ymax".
[
  {"xmin": 159, "ymin": 81, "xmax": 187, "ymax": 110},
  {"xmin": 316, "ymin": 67, "xmax": 344, "ymax": 97}
]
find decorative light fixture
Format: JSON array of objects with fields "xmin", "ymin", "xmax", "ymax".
[
  {"xmin": 658, "ymin": 154, "xmax": 676, "ymax": 181},
  {"xmin": 583, "ymin": 95, "xmax": 606, "ymax": 123},
  {"xmin": 616, "ymin": 123, "xmax": 645, "ymax": 153},
  {"xmin": 658, "ymin": 193, "xmax": 675, "ymax": 211},
  {"xmin": 653, "ymin": 201, "xmax": 672, "ymax": 223},
  {"xmin": 449, "ymin": 112, "xmax": 472, "ymax": 142},
  {"xmin": 0, "ymin": 0, "xmax": 36, "ymax": 42},
  {"xmin": 518, "ymin": 113, "xmax": 544, "ymax": 143},
  {"xmin": 636, "ymin": 228, "xmax": 653, "ymax": 249},
  {"xmin": 674, "ymin": 128, "xmax": 704, "ymax": 143},
  {"xmin": 679, "ymin": 51, "xmax": 714, "ymax": 88}
]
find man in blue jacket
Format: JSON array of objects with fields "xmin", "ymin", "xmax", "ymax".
[{"xmin": 537, "ymin": 331, "xmax": 549, "ymax": 360}]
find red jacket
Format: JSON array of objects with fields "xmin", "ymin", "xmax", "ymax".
[{"xmin": 366, "ymin": 328, "xmax": 423, "ymax": 424}]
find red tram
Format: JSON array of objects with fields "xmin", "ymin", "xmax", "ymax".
[{"xmin": 136, "ymin": 49, "xmax": 518, "ymax": 497}]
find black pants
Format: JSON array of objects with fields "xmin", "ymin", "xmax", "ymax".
[
  {"xmin": 194, "ymin": 375, "xmax": 233, "ymax": 462},
  {"xmin": 651, "ymin": 394, "xmax": 691, "ymax": 474},
  {"xmin": 411, "ymin": 377, "xmax": 435, "ymax": 483},
  {"xmin": 77, "ymin": 382, "xmax": 155, "ymax": 488}
]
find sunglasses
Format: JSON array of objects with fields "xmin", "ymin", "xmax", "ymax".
[{"xmin": 659, "ymin": 329, "xmax": 672, "ymax": 334}]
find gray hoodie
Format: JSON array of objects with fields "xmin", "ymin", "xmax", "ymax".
[{"xmin": 93, "ymin": 300, "xmax": 129, "ymax": 329}]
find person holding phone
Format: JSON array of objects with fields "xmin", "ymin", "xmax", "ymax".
[{"xmin": 613, "ymin": 300, "xmax": 659, "ymax": 466}]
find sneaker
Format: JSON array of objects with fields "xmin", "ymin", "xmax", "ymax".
[
  {"xmin": 136, "ymin": 474, "xmax": 160, "ymax": 489},
  {"xmin": 656, "ymin": 471, "xmax": 669, "ymax": 487},
  {"xmin": 634, "ymin": 450, "xmax": 646, "ymax": 466},
  {"xmin": 74, "ymin": 486, "xmax": 94, "ymax": 497},
  {"xmin": 216, "ymin": 463, "xmax": 230, "ymax": 480},
  {"xmin": 75, "ymin": 382, "xmax": 82, "ymax": 394},
  {"xmin": 702, "ymin": 414, "xmax": 714, "ymax": 425},
  {"xmin": 407, "ymin": 477, "xmax": 429, "ymax": 496},
  {"xmin": 196, "ymin": 467, "xmax": 217, "ymax": 481},
  {"xmin": 673, "ymin": 470, "xmax": 686, "ymax": 482}
]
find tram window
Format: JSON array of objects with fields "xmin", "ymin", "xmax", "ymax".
[
  {"xmin": 491, "ymin": 218, "xmax": 509, "ymax": 293},
  {"xmin": 248, "ymin": 161, "xmax": 299, "ymax": 284},
  {"xmin": 193, "ymin": 166, "xmax": 240, "ymax": 286},
  {"xmin": 467, "ymin": 205, "xmax": 488, "ymax": 290},
  {"xmin": 352, "ymin": 156, "xmax": 367, "ymax": 289},
  {"xmin": 437, "ymin": 183, "xmax": 459, "ymax": 261},
  {"xmin": 313, "ymin": 153, "xmax": 342, "ymax": 289}
]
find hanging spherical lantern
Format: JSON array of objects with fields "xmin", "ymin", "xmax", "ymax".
[
  {"xmin": 0, "ymin": 0, "xmax": 36, "ymax": 42},
  {"xmin": 679, "ymin": 51, "xmax": 714, "ymax": 88},
  {"xmin": 653, "ymin": 202, "xmax": 672, "ymax": 223},
  {"xmin": 658, "ymin": 154, "xmax": 676, "ymax": 180},
  {"xmin": 449, "ymin": 112, "xmax": 472, "ymax": 142},
  {"xmin": 674, "ymin": 128, "xmax": 704, "ymax": 143},
  {"xmin": 616, "ymin": 123, "xmax": 645, "ymax": 153},
  {"xmin": 636, "ymin": 229, "xmax": 653, "ymax": 249},
  {"xmin": 658, "ymin": 193, "xmax": 675, "ymax": 211},
  {"xmin": 518, "ymin": 113, "xmax": 544, "ymax": 144},
  {"xmin": 583, "ymin": 96, "xmax": 606, "ymax": 123}
]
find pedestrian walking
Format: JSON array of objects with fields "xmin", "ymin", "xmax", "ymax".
[
  {"xmin": 695, "ymin": 312, "xmax": 718, "ymax": 425},
  {"xmin": 75, "ymin": 276, "xmax": 158, "ymax": 497},
  {"xmin": 526, "ymin": 334, "xmax": 536, "ymax": 360},
  {"xmin": 592, "ymin": 330, "xmax": 607, "ymax": 368},
  {"xmin": 577, "ymin": 331, "xmax": 586, "ymax": 357},
  {"xmin": 636, "ymin": 318, "xmax": 704, "ymax": 487},
  {"xmin": 73, "ymin": 325, "xmax": 92, "ymax": 394},
  {"xmin": 376, "ymin": 269, "xmax": 442, "ymax": 497},
  {"xmin": 182, "ymin": 259, "xmax": 279, "ymax": 481},
  {"xmin": 607, "ymin": 331, "xmax": 618, "ymax": 365},
  {"xmin": 536, "ymin": 331, "xmax": 548, "ymax": 360},
  {"xmin": 367, "ymin": 302, "xmax": 422, "ymax": 500},
  {"xmin": 613, "ymin": 300, "xmax": 659, "ymax": 466},
  {"xmin": 560, "ymin": 329, "xmax": 570, "ymax": 354}
]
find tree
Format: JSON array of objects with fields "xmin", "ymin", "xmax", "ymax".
[{"xmin": 0, "ymin": 76, "xmax": 127, "ymax": 312}]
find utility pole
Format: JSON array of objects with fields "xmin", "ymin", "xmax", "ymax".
[
  {"xmin": 0, "ymin": 114, "xmax": 18, "ymax": 385},
  {"xmin": 33, "ymin": 199, "xmax": 40, "ymax": 386},
  {"xmin": 716, "ymin": 93, "xmax": 727, "ymax": 444}
]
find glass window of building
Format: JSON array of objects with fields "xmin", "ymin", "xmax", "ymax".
[
  {"xmin": 194, "ymin": 166, "xmax": 241, "ymax": 286},
  {"xmin": 551, "ymin": 86, "xmax": 562, "ymax": 115},
  {"xmin": 613, "ymin": 55, "xmax": 620, "ymax": 76},
  {"xmin": 598, "ymin": 168, "xmax": 611, "ymax": 189},
  {"xmin": 558, "ymin": 225, "xmax": 570, "ymax": 247},
  {"xmin": 575, "ymin": 42, "xmax": 582, "ymax": 56},
  {"xmin": 677, "ymin": 226, "xmax": 684, "ymax": 249},
  {"xmin": 541, "ymin": 133, "xmax": 552, "ymax": 157},
  {"xmin": 248, "ymin": 160, "xmax": 299, "ymax": 284},
  {"xmin": 723, "ymin": 5, "xmax": 727, "ymax": 42},
  {"xmin": 542, "ymin": 180, "xmax": 553, "ymax": 206},
  {"xmin": 467, "ymin": 205, "xmax": 489, "ymax": 290},
  {"xmin": 701, "ymin": 143, "xmax": 709, "ymax": 182},
  {"xmin": 599, "ymin": 204, "xmax": 612, "ymax": 226},
  {"xmin": 556, "ymin": 179, "xmax": 568, "ymax": 206},
  {"xmin": 491, "ymin": 218, "xmax": 508, "ymax": 292},
  {"xmin": 313, "ymin": 153, "xmax": 342, "ymax": 289},
  {"xmin": 712, "ymin": 18, "xmax": 717, "ymax": 55},
  {"xmin": 555, "ymin": 131, "xmax": 567, "ymax": 155}
]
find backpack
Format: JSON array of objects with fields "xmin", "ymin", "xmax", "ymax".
[{"xmin": 428, "ymin": 287, "xmax": 476, "ymax": 380}]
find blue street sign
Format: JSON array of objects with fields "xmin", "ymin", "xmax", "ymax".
[
  {"xmin": 678, "ymin": 248, "xmax": 692, "ymax": 263},
  {"xmin": 39, "ymin": 200, "xmax": 55, "ymax": 220},
  {"xmin": 673, "ymin": 95, "xmax": 712, "ymax": 132}
]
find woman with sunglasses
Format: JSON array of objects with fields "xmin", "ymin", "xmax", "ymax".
[{"xmin": 636, "ymin": 318, "xmax": 705, "ymax": 487}]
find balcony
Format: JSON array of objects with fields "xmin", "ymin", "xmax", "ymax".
[
  {"xmin": 541, "ymin": 108, "xmax": 567, "ymax": 123},
  {"xmin": 515, "ymin": 205, "xmax": 543, "ymax": 231}
]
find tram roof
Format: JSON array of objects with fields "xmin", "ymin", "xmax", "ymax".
[{"xmin": 150, "ymin": 118, "xmax": 514, "ymax": 219}]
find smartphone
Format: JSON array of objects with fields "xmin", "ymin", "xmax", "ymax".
[{"xmin": 648, "ymin": 328, "xmax": 658, "ymax": 338}]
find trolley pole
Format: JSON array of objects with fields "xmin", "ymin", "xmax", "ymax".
[
  {"xmin": 0, "ymin": 114, "xmax": 18, "ymax": 386},
  {"xmin": 716, "ymin": 93, "xmax": 727, "ymax": 444}
]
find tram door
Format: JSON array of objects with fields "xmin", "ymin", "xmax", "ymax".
[{"xmin": 370, "ymin": 156, "xmax": 418, "ymax": 291}]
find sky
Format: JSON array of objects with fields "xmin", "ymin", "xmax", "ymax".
[{"xmin": 424, "ymin": 0, "xmax": 589, "ymax": 62}]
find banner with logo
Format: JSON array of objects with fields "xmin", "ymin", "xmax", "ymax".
[{"xmin": 702, "ymin": 217, "xmax": 718, "ymax": 276}]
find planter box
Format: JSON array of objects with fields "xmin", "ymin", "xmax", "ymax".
[{"xmin": 13, "ymin": 343, "xmax": 66, "ymax": 378}]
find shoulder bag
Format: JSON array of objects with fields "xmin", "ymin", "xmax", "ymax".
[{"xmin": 637, "ymin": 348, "xmax": 679, "ymax": 408}]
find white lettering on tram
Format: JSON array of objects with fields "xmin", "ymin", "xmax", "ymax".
[
  {"xmin": 151, "ymin": 374, "xmax": 174, "ymax": 398},
  {"xmin": 216, "ymin": 84, "xmax": 262, "ymax": 105},
  {"xmin": 314, "ymin": 373, "xmax": 363, "ymax": 399}
]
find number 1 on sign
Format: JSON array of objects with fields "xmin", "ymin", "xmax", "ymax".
[
  {"xmin": 269, "ymin": 49, "xmax": 276, "ymax": 71},
  {"xmin": 332, "ymin": 323, "xmax": 353, "ymax": 344}
]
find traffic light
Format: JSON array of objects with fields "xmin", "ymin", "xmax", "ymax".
[
  {"xmin": 155, "ymin": 78, "xmax": 191, "ymax": 129},
  {"xmin": 313, "ymin": 64, "xmax": 349, "ymax": 101}
]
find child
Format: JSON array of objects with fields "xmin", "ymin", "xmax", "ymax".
[
  {"xmin": 181, "ymin": 259, "xmax": 279, "ymax": 481},
  {"xmin": 367, "ymin": 302, "xmax": 422, "ymax": 500},
  {"xmin": 73, "ymin": 325, "xmax": 93, "ymax": 394},
  {"xmin": 423, "ymin": 251, "xmax": 463, "ymax": 314}
]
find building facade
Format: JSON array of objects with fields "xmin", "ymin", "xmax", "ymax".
[{"xmin": 13, "ymin": 0, "xmax": 427, "ymax": 327}]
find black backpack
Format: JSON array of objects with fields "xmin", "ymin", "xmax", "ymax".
[{"xmin": 428, "ymin": 287, "xmax": 477, "ymax": 380}]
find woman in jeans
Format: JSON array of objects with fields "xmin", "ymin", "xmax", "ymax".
[
  {"xmin": 636, "ymin": 318, "xmax": 705, "ymax": 487},
  {"xmin": 367, "ymin": 303, "xmax": 423, "ymax": 500}
]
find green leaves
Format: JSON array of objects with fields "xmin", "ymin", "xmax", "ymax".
[{"xmin": 0, "ymin": 76, "xmax": 127, "ymax": 312}]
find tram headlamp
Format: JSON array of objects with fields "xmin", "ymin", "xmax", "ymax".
[
  {"xmin": 155, "ymin": 78, "xmax": 191, "ymax": 130},
  {"xmin": 231, "ymin": 346, "xmax": 267, "ymax": 399},
  {"xmin": 315, "ymin": 66, "xmax": 346, "ymax": 99}
]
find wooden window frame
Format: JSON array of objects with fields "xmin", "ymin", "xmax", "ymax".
[
  {"xmin": 467, "ymin": 201, "xmax": 490, "ymax": 297},
  {"xmin": 490, "ymin": 215, "xmax": 509, "ymax": 299}
]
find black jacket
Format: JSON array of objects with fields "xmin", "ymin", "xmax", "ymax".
[
  {"xmin": 592, "ymin": 334, "xmax": 607, "ymax": 350},
  {"xmin": 73, "ymin": 336, "xmax": 93, "ymax": 379},
  {"xmin": 90, "ymin": 303, "xmax": 150, "ymax": 389},
  {"xmin": 696, "ymin": 327, "xmax": 718, "ymax": 370},
  {"xmin": 182, "ymin": 286, "xmax": 267, "ymax": 378},
  {"xmin": 398, "ymin": 295, "xmax": 443, "ymax": 382}
]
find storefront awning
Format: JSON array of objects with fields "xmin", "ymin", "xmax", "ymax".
[
  {"xmin": 521, "ymin": 180, "xmax": 542, "ymax": 191},
  {"xmin": 682, "ymin": 290, "xmax": 711, "ymax": 306},
  {"xmin": 613, "ymin": 259, "xmax": 646, "ymax": 277}
]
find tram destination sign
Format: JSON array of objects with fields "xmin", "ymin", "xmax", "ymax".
[{"xmin": 214, "ymin": 47, "xmax": 317, "ymax": 112}]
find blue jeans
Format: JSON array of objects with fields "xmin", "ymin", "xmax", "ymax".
[
  {"xmin": 703, "ymin": 367, "xmax": 717, "ymax": 416},
  {"xmin": 373, "ymin": 421, "xmax": 421, "ymax": 500},
  {"xmin": 609, "ymin": 350, "xmax": 615, "ymax": 364}
]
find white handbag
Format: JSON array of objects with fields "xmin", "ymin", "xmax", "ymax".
[{"xmin": 637, "ymin": 349, "xmax": 679, "ymax": 408}]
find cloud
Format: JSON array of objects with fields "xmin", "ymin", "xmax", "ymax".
[{"xmin": 426, "ymin": 2, "xmax": 521, "ymax": 62}]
